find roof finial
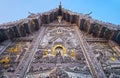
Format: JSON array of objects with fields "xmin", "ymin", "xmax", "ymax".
[
  {"xmin": 59, "ymin": 1, "xmax": 62, "ymax": 9},
  {"xmin": 60, "ymin": 1, "xmax": 61, "ymax": 6}
]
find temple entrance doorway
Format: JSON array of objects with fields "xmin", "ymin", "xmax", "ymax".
[
  {"xmin": 55, "ymin": 47, "xmax": 63, "ymax": 57},
  {"xmin": 52, "ymin": 45, "xmax": 66, "ymax": 56}
]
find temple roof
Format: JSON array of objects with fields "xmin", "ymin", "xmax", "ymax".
[{"xmin": 0, "ymin": 3, "xmax": 119, "ymax": 30}]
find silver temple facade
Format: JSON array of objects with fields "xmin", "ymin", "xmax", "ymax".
[{"xmin": 0, "ymin": 3, "xmax": 120, "ymax": 78}]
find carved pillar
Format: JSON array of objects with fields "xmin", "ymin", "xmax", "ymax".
[
  {"xmin": 23, "ymin": 23, "xmax": 30, "ymax": 34},
  {"xmin": 97, "ymin": 25, "xmax": 103, "ymax": 37},
  {"xmin": 27, "ymin": 21, "xmax": 32, "ymax": 34},
  {"xmin": 86, "ymin": 20, "xmax": 91, "ymax": 34},
  {"xmin": 109, "ymin": 30, "xmax": 115, "ymax": 40},
  {"xmin": 38, "ymin": 16, "xmax": 41, "ymax": 27},
  {"xmin": 66, "ymin": 13, "xmax": 68, "ymax": 22},
  {"xmin": 29, "ymin": 20, "xmax": 35, "ymax": 32},
  {"xmin": 69, "ymin": 14, "xmax": 72, "ymax": 24},
  {"xmin": 16, "ymin": 25, "xmax": 22, "ymax": 37},
  {"xmin": 63, "ymin": 13, "xmax": 66, "ymax": 20},
  {"xmin": 68, "ymin": 14, "xmax": 70, "ymax": 22},
  {"xmin": 6, "ymin": 28, "xmax": 15, "ymax": 39},
  {"xmin": 33, "ymin": 19, "xmax": 39, "ymax": 30},
  {"xmin": 50, "ymin": 13, "xmax": 54, "ymax": 22},
  {"xmin": 83, "ymin": 20, "xmax": 88, "ymax": 32},
  {"xmin": 54, "ymin": 12, "xmax": 57, "ymax": 20},
  {"xmin": 80, "ymin": 19, "xmax": 85, "ymax": 31},
  {"xmin": 47, "ymin": 15, "xmax": 50, "ymax": 23},
  {"xmin": 14, "ymin": 26, "xmax": 21, "ymax": 38},
  {"xmin": 49, "ymin": 14, "xmax": 52, "ymax": 22},
  {"xmin": 52, "ymin": 12, "xmax": 54, "ymax": 21},
  {"xmin": 77, "ymin": 15, "xmax": 80, "ymax": 27},
  {"xmin": 65, "ymin": 13, "xmax": 67, "ymax": 21},
  {"xmin": 19, "ymin": 24, "xmax": 26, "ymax": 37},
  {"xmin": 42, "ymin": 15, "xmax": 48, "ymax": 24},
  {"xmin": 41, "ymin": 15, "xmax": 44, "ymax": 24}
]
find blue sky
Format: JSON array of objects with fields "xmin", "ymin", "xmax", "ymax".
[{"xmin": 0, "ymin": 0, "xmax": 120, "ymax": 25}]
